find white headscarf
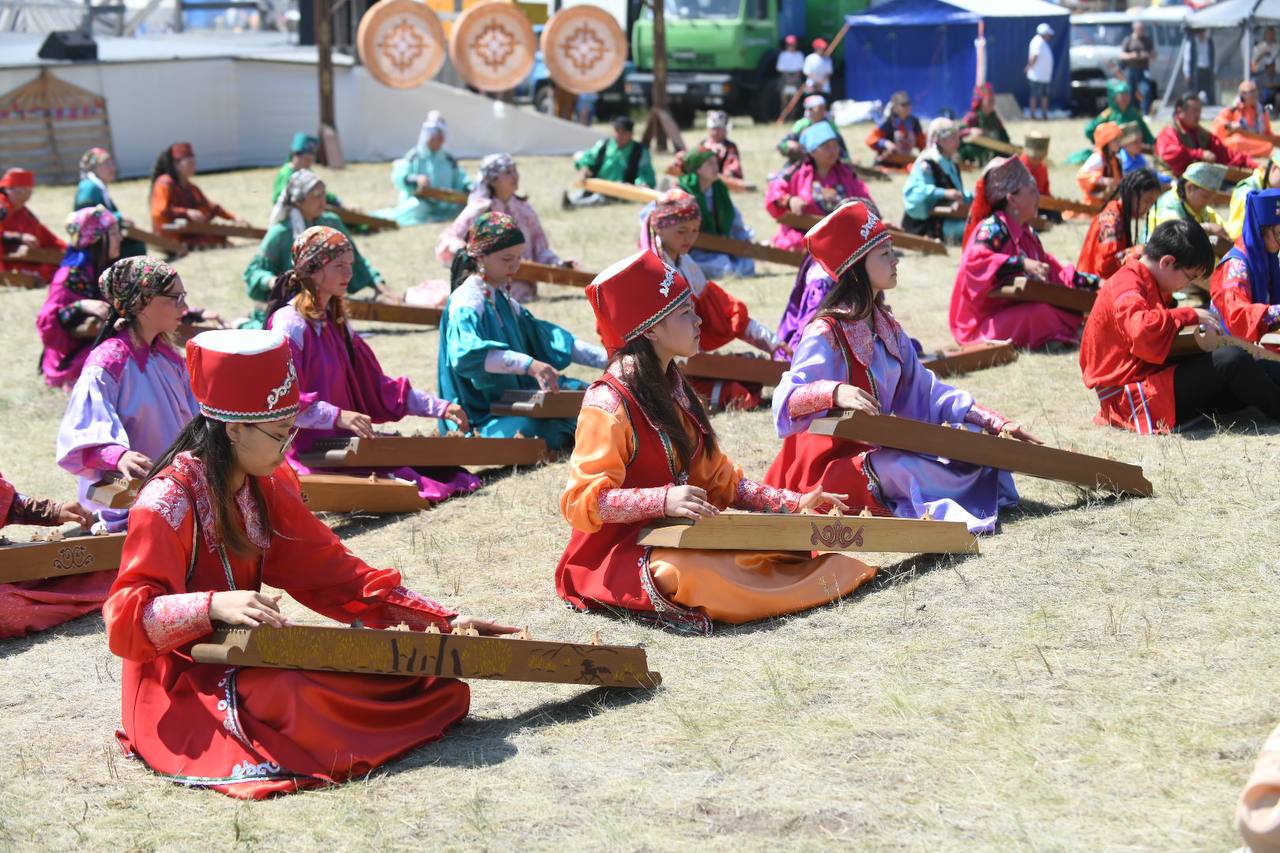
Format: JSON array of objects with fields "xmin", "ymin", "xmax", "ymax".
[
  {"xmin": 268, "ymin": 168, "xmax": 323, "ymax": 238},
  {"xmin": 920, "ymin": 117, "xmax": 959, "ymax": 164},
  {"xmin": 414, "ymin": 110, "xmax": 447, "ymax": 156}
]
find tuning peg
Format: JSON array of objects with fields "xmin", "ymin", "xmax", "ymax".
[
  {"xmin": 425, "ymin": 624, "xmax": 442, "ymax": 634},
  {"xmin": 514, "ymin": 626, "xmax": 531, "ymax": 640},
  {"xmin": 589, "ymin": 629, "xmax": 603, "ymax": 646},
  {"xmin": 859, "ymin": 507, "xmax": 873, "ymax": 518}
]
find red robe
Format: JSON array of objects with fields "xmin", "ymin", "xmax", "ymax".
[
  {"xmin": 1018, "ymin": 154, "xmax": 1051, "ymax": 196},
  {"xmin": 687, "ymin": 279, "xmax": 761, "ymax": 411},
  {"xmin": 1210, "ymin": 244, "xmax": 1280, "ymax": 342},
  {"xmin": 1076, "ymin": 198, "xmax": 1132, "ymax": 281},
  {"xmin": 1079, "ymin": 257, "xmax": 1200, "ymax": 433},
  {"xmin": 150, "ymin": 174, "xmax": 236, "ymax": 249},
  {"xmin": 0, "ymin": 195, "xmax": 65, "ymax": 284},
  {"xmin": 0, "ymin": 473, "xmax": 114, "ymax": 639},
  {"xmin": 1155, "ymin": 120, "xmax": 1255, "ymax": 177},
  {"xmin": 103, "ymin": 452, "xmax": 468, "ymax": 799}
]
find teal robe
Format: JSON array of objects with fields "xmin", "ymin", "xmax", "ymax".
[
  {"xmin": 437, "ymin": 276, "xmax": 593, "ymax": 450},
  {"xmin": 72, "ymin": 178, "xmax": 146, "ymax": 258},
  {"xmin": 374, "ymin": 148, "xmax": 470, "ymax": 226}
]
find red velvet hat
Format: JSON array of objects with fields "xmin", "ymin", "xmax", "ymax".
[
  {"xmin": 186, "ymin": 329, "xmax": 300, "ymax": 422},
  {"xmin": 0, "ymin": 168, "xmax": 34, "ymax": 189},
  {"xmin": 586, "ymin": 250, "xmax": 692, "ymax": 353},
  {"xmin": 803, "ymin": 200, "xmax": 892, "ymax": 281}
]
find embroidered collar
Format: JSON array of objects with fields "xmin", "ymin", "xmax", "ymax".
[
  {"xmin": 169, "ymin": 452, "xmax": 271, "ymax": 552},
  {"xmin": 123, "ymin": 329, "xmax": 184, "ymax": 371},
  {"xmin": 833, "ymin": 305, "xmax": 903, "ymax": 368}
]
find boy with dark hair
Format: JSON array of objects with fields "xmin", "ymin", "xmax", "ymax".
[
  {"xmin": 566, "ymin": 115, "xmax": 656, "ymax": 208},
  {"xmin": 1080, "ymin": 219, "xmax": 1280, "ymax": 433}
]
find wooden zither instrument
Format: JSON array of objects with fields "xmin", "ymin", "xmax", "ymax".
[
  {"xmin": 921, "ymin": 341, "xmax": 1018, "ymax": 378},
  {"xmin": 4, "ymin": 246, "xmax": 63, "ymax": 265},
  {"xmin": 993, "ymin": 276, "xmax": 1096, "ymax": 315},
  {"xmin": 1170, "ymin": 325, "xmax": 1280, "ymax": 364},
  {"xmin": 490, "ymin": 389, "xmax": 585, "ymax": 419},
  {"xmin": 165, "ymin": 220, "xmax": 267, "ymax": 241},
  {"xmin": 810, "ymin": 412, "xmax": 1152, "ymax": 496},
  {"xmin": 88, "ymin": 472, "xmax": 433, "ymax": 515},
  {"xmin": 0, "ymin": 270, "xmax": 41, "ymax": 289},
  {"xmin": 190, "ymin": 624, "xmax": 661, "ymax": 688},
  {"xmin": 327, "ymin": 205, "xmax": 398, "ymax": 233},
  {"xmin": 778, "ymin": 212, "xmax": 947, "ymax": 257},
  {"xmin": 516, "ymin": 260, "xmax": 595, "ymax": 288},
  {"xmin": 638, "ymin": 510, "xmax": 978, "ymax": 554},
  {"xmin": 415, "ymin": 186, "xmax": 468, "ymax": 205},
  {"xmin": 682, "ymin": 352, "xmax": 788, "ymax": 387},
  {"xmin": 0, "ymin": 531, "xmax": 126, "ymax": 584},
  {"xmin": 295, "ymin": 434, "xmax": 550, "ymax": 468},
  {"xmin": 345, "ymin": 300, "xmax": 442, "ymax": 326}
]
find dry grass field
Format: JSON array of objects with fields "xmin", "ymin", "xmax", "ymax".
[{"xmin": 1, "ymin": 115, "xmax": 1278, "ymax": 851}]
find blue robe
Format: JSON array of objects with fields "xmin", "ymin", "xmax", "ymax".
[{"xmin": 375, "ymin": 148, "xmax": 471, "ymax": 226}]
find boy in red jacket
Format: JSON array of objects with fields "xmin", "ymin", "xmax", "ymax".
[{"xmin": 1080, "ymin": 219, "xmax": 1280, "ymax": 433}]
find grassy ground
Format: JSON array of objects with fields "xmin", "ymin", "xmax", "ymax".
[{"xmin": 1, "ymin": 116, "xmax": 1277, "ymax": 851}]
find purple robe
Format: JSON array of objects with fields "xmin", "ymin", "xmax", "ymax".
[
  {"xmin": 772, "ymin": 312, "xmax": 1018, "ymax": 533},
  {"xmin": 269, "ymin": 303, "xmax": 481, "ymax": 503},
  {"xmin": 775, "ymin": 256, "xmax": 835, "ymax": 357},
  {"xmin": 56, "ymin": 333, "xmax": 199, "ymax": 531}
]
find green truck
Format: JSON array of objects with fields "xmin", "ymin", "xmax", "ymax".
[{"xmin": 624, "ymin": 0, "xmax": 867, "ymax": 125}]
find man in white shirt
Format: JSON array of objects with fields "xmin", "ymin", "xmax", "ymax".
[
  {"xmin": 1025, "ymin": 22, "xmax": 1054, "ymax": 121},
  {"xmin": 776, "ymin": 34, "xmax": 805, "ymax": 116},
  {"xmin": 803, "ymin": 38, "xmax": 832, "ymax": 95}
]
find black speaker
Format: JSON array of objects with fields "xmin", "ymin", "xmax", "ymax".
[{"xmin": 38, "ymin": 31, "xmax": 98, "ymax": 62}]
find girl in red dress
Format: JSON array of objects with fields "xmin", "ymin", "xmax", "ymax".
[
  {"xmin": 103, "ymin": 328, "xmax": 514, "ymax": 798},
  {"xmin": 1076, "ymin": 169, "xmax": 1163, "ymax": 281}
]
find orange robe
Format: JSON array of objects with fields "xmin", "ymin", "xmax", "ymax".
[
  {"xmin": 103, "ymin": 452, "xmax": 468, "ymax": 798},
  {"xmin": 149, "ymin": 174, "xmax": 236, "ymax": 249},
  {"xmin": 1214, "ymin": 101, "xmax": 1274, "ymax": 162},
  {"xmin": 555, "ymin": 363, "xmax": 875, "ymax": 633}
]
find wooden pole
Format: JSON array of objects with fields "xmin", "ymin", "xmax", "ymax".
[
  {"xmin": 775, "ymin": 21, "xmax": 850, "ymax": 125},
  {"xmin": 646, "ymin": 0, "xmax": 670, "ymax": 151},
  {"xmin": 316, "ymin": 0, "xmax": 336, "ymax": 145}
]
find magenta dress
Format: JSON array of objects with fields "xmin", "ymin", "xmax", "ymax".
[
  {"xmin": 764, "ymin": 159, "xmax": 872, "ymax": 251},
  {"xmin": 269, "ymin": 303, "xmax": 481, "ymax": 503},
  {"xmin": 948, "ymin": 212, "xmax": 1094, "ymax": 348},
  {"xmin": 36, "ymin": 255, "xmax": 106, "ymax": 389}
]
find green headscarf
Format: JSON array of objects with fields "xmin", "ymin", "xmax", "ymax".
[{"xmin": 677, "ymin": 149, "xmax": 734, "ymax": 237}]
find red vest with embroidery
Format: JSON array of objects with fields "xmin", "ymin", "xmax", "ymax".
[{"xmin": 763, "ymin": 315, "xmax": 888, "ymax": 513}]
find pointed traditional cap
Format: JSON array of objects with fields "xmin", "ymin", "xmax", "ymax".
[
  {"xmin": 186, "ymin": 329, "xmax": 300, "ymax": 422},
  {"xmin": 804, "ymin": 200, "xmax": 891, "ymax": 281},
  {"xmin": 586, "ymin": 250, "xmax": 691, "ymax": 353}
]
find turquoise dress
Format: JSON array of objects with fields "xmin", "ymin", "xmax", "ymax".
[
  {"xmin": 437, "ymin": 275, "xmax": 606, "ymax": 450},
  {"xmin": 375, "ymin": 148, "xmax": 471, "ymax": 226},
  {"xmin": 73, "ymin": 178, "xmax": 146, "ymax": 258}
]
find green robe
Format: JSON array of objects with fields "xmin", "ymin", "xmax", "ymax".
[
  {"xmin": 958, "ymin": 111, "xmax": 1009, "ymax": 167},
  {"xmin": 240, "ymin": 211, "xmax": 381, "ymax": 327},
  {"xmin": 1084, "ymin": 81, "xmax": 1155, "ymax": 145},
  {"xmin": 373, "ymin": 148, "xmax": 471, "ymax": 226},
  {"xmin": 573, "ymin": 139, "xmax": 656, "ymax": 187}
]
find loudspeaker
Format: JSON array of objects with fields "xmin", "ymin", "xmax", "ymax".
[{"xmin": 38, "ymin": 31, "xmax": 98, "ymax": 62}]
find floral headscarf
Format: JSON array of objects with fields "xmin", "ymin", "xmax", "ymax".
[
  {"xmin": 65, "ymin": 205, "xmax": 117, "ymax": 249},
  {"xmin": 268, "ymin": 168, "xmax": 325, "ymax": 238},
  {"xmin": 469, "ymin": 153, "xmax": 517, "ymax": 204},
  {"xmin": 291, "ymin": 225, "xmax": 351, "ymax": 277},
  {"xmin": 78, "ymin": 147, "xmax": 112, "ymax": 180},
  {"xmin": 650, "ymin": 188, "xmax": 701, "ymax": 230},
  {"xmin": 466, "ymin": 211, "xmax": 525, "ymax": 258},
  {"xmin": 98, "ymin": 256, "xmax": 179, "ymax": 319}
]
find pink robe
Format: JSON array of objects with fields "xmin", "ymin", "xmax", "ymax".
[
  {"xmin": 765, "ymin": 160, "xmax": 872, "ymax": 251},
  {"xmin": 435, "ymin": 194, "xmax": 560, "ymax": 303},
  {"xmin": 36, "ymin": 258, "xmax": 102, "ymax": 389},
  {"xmin": 948, "ymin": 212, "xmax": 1084, "ymax": 348}
]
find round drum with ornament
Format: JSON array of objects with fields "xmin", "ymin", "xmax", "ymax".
[
  {"xmin": 356, "ymin": 0, "xmax": 447, "ymax": 90},
  {"xmin": 540, "ymin": 5, "xmax": 628, "ymax": 95},
  {"xmin": 448, "ymin": 1, "xmax": 537, "ymax": 93}
]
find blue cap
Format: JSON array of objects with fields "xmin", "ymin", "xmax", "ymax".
[
  {"xmin": 800, "ymin": 120, "xmax": 838, "ymax": 154},
  {"xmin": 1246, "ymin": 188, "xmax": 1280, "ymax": 229},
  {"xmin": 290, "ymin": 132, "xmax": 320, "ymax": 155}
]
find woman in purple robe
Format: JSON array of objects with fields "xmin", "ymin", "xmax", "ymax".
[
  {"xmin": 266, "ymin": 226, "xmax": 480, "ymax": 504},
  {"xmin": 56, "ymin": 257, "xmax": 200, "ymax": 532}
]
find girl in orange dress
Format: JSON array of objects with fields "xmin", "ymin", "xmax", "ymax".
[
  {"xmin": 149, "ymin": 142, "xmax": 239, "ymax": 250},
  {"xmin": 103, "ymin": 328, "xmax": 515, "ymax": 798},
  {"xmin": 1076, "ymin": 121, "xmax": 1125, "ymax": 204},
  {"xmin": 555, "ymin": 250, "xmax": 875, "ymax": 635}
]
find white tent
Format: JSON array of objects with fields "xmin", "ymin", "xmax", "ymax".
[{"xmin": 1185, "ymin": 0, "xmax": 1280, "ymax": 28}]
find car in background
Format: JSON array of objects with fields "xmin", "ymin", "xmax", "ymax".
[
  {"xmin": 1070, "ymin": 6, "xmax": 1189, "ymax": 115},
  {"xmin": 511, "ymin": 24, "xmax": 631, "ymax": 120}
]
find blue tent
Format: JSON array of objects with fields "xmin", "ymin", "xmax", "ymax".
[{"xmin": 843, "ymin": 0, "xmax": 1071, "ymax": 119}]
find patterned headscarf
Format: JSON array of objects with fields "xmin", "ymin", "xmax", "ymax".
[
  {"xmin": 292, "ymin": 225, "xmax": 351, "ymax": 277},
  {"xmin": 98, "ymin": 257, "xmax": 179, "ymax": 319},
  {"xmin": 479, "ymin": 153, "xmax": 516, "ymax": 185},
  {"xmin": 78, "ymin": 147, "xmax": 112, "ymax": 180},
  {"xmin": 971, "ymin": 82, "xmax": 994, "ymax": 112},
  {"xmin": 269, "ymin": 168, "xmax": 324, "ymax": 238},
  {"xmin": 466, "ymin": 211, "xmax": 525, "ymax": 257},
  {"xmin": 650, "ymin": 188, "xmax": 701, "ymax": 230},
  {"xmin": 65, "ymin": 205, "xmax": 117, "ymax": 249}
]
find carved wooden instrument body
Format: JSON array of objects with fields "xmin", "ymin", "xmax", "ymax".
[
  {"xmin": 682, "ymin": 352, "xmax": 788, "ymax": 387},
  {"xmin": 490, "ymin": 389, "xmax": 586, "ymax": 419},
  {"xmin": 1168, "ymin": 325, "xmax": 1280, "ymax": 364},
  {"xmin": 777, "ymin": 212, "xmax": 947, "ymax": 256},
  {"xmin": 0, "ymin": 270, "xmax": 41, "ymax": 289},
  {"xmin": 190, "ymin": 625, "xmax": 661, "ymax": 688},
  {"xmin": 345, "ymin": 300, "xmax": 442, "ymax": 326},
  {"xmin": 574, "ymin": 177, "xmax": 660, "ymax": 204},
  {"xmin": 4, "ymin": 247, "xmax": 63, "ymax": 265},
  {"xmin": 166, "ymin": 221, "xmax": 268, "ymax": 240},
  {"xmin": 810, "ymin": 412, "xmax": 1152, "ymax": 496},
  {"xmin": 87, "ymin": 473, "xmax": 433, "ymax": 515},
  {"xmin": 993, "ymin": 276, "xmax": 1096, "ymax": 315},
  {"xmin": 921, "ymin": 341, "xmax": 1019, "ymax": 378},
  {"xmin": 691, "ymin": 231, "xmax": 803, "ymax": 267},
  {"xmin": 122, "ymin": 225, "xmax": 186, "ymax": 255},
  {"xmin": 0, "ymin": 532, "xmax": 126, "ymax": 584},
  {"xmin": 326, "ymin": 205, "xmax": 399, "ymax": 232},
  {"xmin": 515, "ymin": 260, "xmax": 595, "ymax": 288},
  {"xmin": 295, "ymin": 435, "xmax": 549, "ymax": 468},
  {"xmin": 415, "ymin": 186, "xmax": 468, "ymax": 205},
  {"xmin": 638, "ymin": 510, "xmax": 977, "ymax": 554},
  {"xmin": 1038, "ymin": 195, "xmax": 1101, "ymax": 216},
  {"xmin": 967, "ymin": 134, "xmax": 1022, "ymax": 156}
]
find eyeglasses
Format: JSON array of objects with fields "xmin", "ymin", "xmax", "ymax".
[
  {"xmin": 249, "ymin": 423, "xmax": 299, "ymax": 453},
  {"xmin": 157, "ymin": 290, "xmax": 188, "ymax": 306}
]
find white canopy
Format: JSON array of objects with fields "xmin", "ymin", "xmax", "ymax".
[{"xmin": 1186, "ymin": 0, "xmax": 1280, "ymax": 28}]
